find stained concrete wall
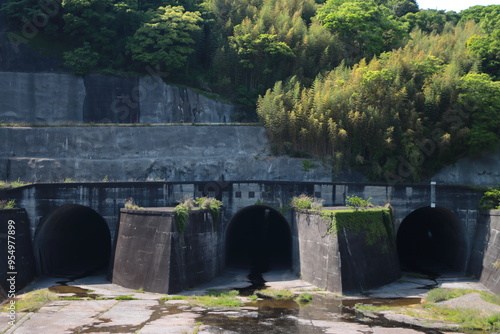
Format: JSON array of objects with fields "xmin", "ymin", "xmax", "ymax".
[
  {"xmin": 0, "ymin": 72, "xmax": 233, "ymax": 124},
  {"xmin": 0, "ymin": 209, "xmax": 36, "ymax": 302},
  {"xmin": 112, "ymin": 208, "xmax": 222, "ymax": 293},
  {"xmin": 432, "ymin": 145, "xmax": 500, "ymax": 187},
  {"xmin": 1, "ymin": 181, "xmax": 482, "ymax": 252},
  {"xmin": 295, "ymin": 210, "xmax": 400, "ymax": 294},
  {"xmin": 469, "ymin": 210, "xmax": 500, "ymax": 294},
  {"xmin": 0, "ymin": 126, "xmax": 332, "ymax": 182},
  {"xmin": 0, "ymin": 72, "xmax": 85, "ymax": 123},
  {"xmin": 293, "ymin": 211, "xmax": 341, "ymax": 292},
  {"xmin": 139, "ymin": 77, "xmax": 233, "ymax": 123}
]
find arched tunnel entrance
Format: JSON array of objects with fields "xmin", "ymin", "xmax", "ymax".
[
  {"xmin": 34, "ymin": 205, "xmax": 112, "ymax": 277},
  {"xmin": 397, "ymin": 206, "xmax": 466, "ymax": 274},
  {"xmin": 226, "ymin": 206, "xmax": 292, "ymax": 273}
]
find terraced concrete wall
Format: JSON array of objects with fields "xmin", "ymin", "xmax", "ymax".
[{"xmin": 0, "ymin": 125, "xmax": 332, "ymax": 182}]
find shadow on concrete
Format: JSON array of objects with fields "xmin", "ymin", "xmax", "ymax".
[
  {"xmin": 226, "ymin": 205, "xmax": 292, "ymax": 273},
  {"xmin": 397, "ymin": 206, "xmax": 466, "ymax": 274},
  {"xmin": 34, "ymin": 204, "xmax": 111, "ymax": 278}
]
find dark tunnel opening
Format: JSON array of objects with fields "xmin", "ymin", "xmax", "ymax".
[
  {"xmin": 226, "ymin": 206, "xmax": 292, "ymax": 273},
  {"xmin": 397, "ymin": 206, "xmax": 466, "ymax": 274},
  {"xmin": 34, "ymin": 205, "xmax": 112, "ymax": 278}
]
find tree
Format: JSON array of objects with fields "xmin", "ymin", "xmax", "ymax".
[
  {"xmin": 127, "ymin": 6, "xmax": 202, "ymax": 73},
  {"xmin": 63, "ymin": 42, "xmax": 99, "ymax": 74},
  {"xmin": 458, "ymin": 73, "xmax": 500, "ymax": 153},
  {"xmin": 61, "ymin": 0, "xmax": 144, "ymax": 71},
  {"xmin": 402, "ymin": 9, "xmax": 459, "ymax": 33},
  {"xmin": 316, "ymin": 0, "xmax": 407, "ymax": 59}
]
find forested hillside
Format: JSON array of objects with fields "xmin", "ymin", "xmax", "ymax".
[{"xmin": 2, "ymin": 0, "xmax": 499, "ymax": 182}]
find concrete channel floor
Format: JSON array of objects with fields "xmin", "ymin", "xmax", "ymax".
[{"xmin": 0, "ymin": 269, "xmax": 495, "ymax": 334}]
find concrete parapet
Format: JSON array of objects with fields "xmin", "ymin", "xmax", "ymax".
[
  {"xmin": 294, "ymin": 209, "xmax": 401, "ymax": 294},
  {"xmin": 112, "ymin": 208, "xmax": 223, "ymax": 293}
]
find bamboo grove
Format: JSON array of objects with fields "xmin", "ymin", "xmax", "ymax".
[{"xmin": 257, "ymin": 8, "xmax": 500, "ymax": 182}]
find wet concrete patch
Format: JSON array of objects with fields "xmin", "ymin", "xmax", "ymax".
[
  {"xmin": 342, "ymin": 297, "xmax": 422, "ymax": 308},
  {"xmin": 1, "ymin": 271, "xmax": 496, "ymax": 334},
  {"xmin": 48, "ymin": 285, "xmax": 100, "ymax": 299}
]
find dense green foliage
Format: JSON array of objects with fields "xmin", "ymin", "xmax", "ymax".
[
  {"xmin": 320, "ymin": 208, "xmax": 394, "ymax": 252},
  {"xmin": 258, "ymin": 15, "xmax": 500, "ymax": 181},
  {"xmin": 2, "ymin": 1, "xmax": 499, "ymax": 180},
  {"xmin": 479, "ymin": 185, "xmax": 500, "ymax": 210}
]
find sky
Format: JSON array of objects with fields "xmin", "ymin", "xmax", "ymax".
[{"xmin": 417, "ymin": 0, "xmax": 500, "ymax": 12}]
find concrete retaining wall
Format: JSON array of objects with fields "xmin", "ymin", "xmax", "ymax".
[
  {"xmin": 0, "ymin": 126, "xmax": 332, "ymax": 182},
  {"xmin": 295, "ymin": 210, "xmax": 400, "ymax": 294},
  {"xmin": 432, "ymin": 145, "xmax": 500, "ymax": 187},
  {"xmin": 0, "ymin": 72, "xmax": 233, "ymax": 124},
  {"xmin": 469, "ymin": 210, "xmax": 500, "ymax": 294},
  {"xmin": 0, "ymin": 209, "xmax": 36, "ymax": 302},
  {"xmin": 112, "ymin": 208, "xmax": 223, "ymax": 293}
]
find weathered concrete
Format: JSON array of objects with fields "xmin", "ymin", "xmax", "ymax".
[
  {"xmin": 432, "ymin": 144, "xmax": 500, "ymax": 186},
  {"xmin": 469, "ymin": 210, "xmax": 500, "ymax": 294},
  {"xmin": 0, "ymin": 180, "xmax": 485, "ymax": 288},
  {"xmin": 0, "ymin": 72, "xmax": 85, "ymax": 123},
  {"xmin": 112, "ymin": 208, "xmax": 223, "ymax": 293},
  {"xmin": 294, "ymin": 210, "xmax": 400, "ymax": 294},
  {"xmin": 0, "ymin": 72, "xmax": 234, "ymax": 124},
  {"xmin": 0, "ymin": 209, "xmax": 36, "ymax": 302},
  {"xmin": 0, "ymin": 271, "xmax": 493, "ymax": 334},
  {"xmin": 0, "ymin": 125, "xmax": 332, "ymax": 182},
  {"xmin": 83, "ymin": 74, "xmax": 140, "ymax": 123},
  {"xmin": 139, "ymin": 76, "xmax": 233, "ymax": 123},
  {"xmin": 1, "ymin": 181, "xmax": 483, "ymax": 264}
]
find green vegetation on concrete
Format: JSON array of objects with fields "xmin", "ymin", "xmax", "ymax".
[
  {"xmin": 426, "ymin": 288, "xmax": 500, "ymax": 306},
  {"xmin": 296, "ymin": 293, "xmax": 314, "ymax": 304},
  {"xmin": 346, "ymin": 195, "xmax": 373, "ymax": 210},
  {"xmin": 255, "ymin": 289, "xmax": 314, "ymax": 305},
  {"xmin": 0, "ymin": 200, "xmax": 17, "ymax": 210},
  {"xmin": 162, "ymin": 290, "xmax": 242, "ymax": 308},
  {"xmin": 291, "ymin": 194, "xmax": 394, "ymax": 252},
  {"xmin": 1, "ymin": 289, "xmax": 57, "ymax": 313},
  {"xmin": 0, "ymin": 179, "xmax": 31, "ymax": 190},
  {"xmin": 124, "ymin": 198, "xmax": 144, "ymax": 210},
  {"xmin": 114, "ymin": 295, "xmax": 138, "ymax": 300},
  {"xmin": 355, "ymin": 288, "xmax": 500, "ymax": 331},
  {"xmin": 174, "ymin": 196, "xmax": 223, "ymax": 233},
  {"xmin": 321, "ymin": 208, "xmax": 394, "ymax": 252},
  {"xmin": 195, "ymin": 197, "xmax": 224, "ymax": 227},
  {"xmin": 257, "ymin": 288, "xmax": 295, "ymax": 300},
  {"xmin": 290, "ymin": 194, "xmax": 324, "ymax": 211}
]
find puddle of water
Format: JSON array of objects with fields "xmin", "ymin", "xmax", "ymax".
[{"xmin": 48, "ymin": 285, "xmax": 100, "ymax": 299}]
